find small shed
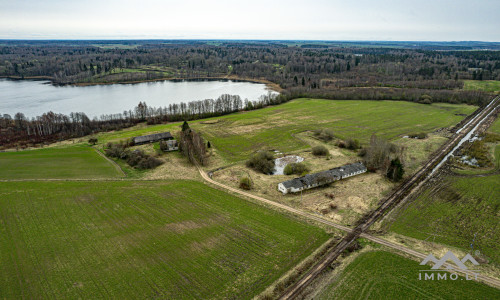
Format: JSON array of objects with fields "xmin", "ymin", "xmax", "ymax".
[
  {"xmin": 162, "ymin": 140, "xmax": 179, "ymax": 152},
  {"xmin": 133, "ymin": 132, "xmax": 173, "ymax": 145}
]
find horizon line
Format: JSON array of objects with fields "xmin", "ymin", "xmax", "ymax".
[{"xmin": 1, "ymin": 38, "xmax": 500, "ymax": 43}]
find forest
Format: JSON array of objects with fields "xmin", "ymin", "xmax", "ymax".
[{"xmin": 0, "ymin": 40, "xmax": 498, "ymax": 148}]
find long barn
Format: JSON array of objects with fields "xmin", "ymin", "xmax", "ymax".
[
  {"xmin": 132, "ymin": 132, "xmax": 173, "ymax": 145},
  {"xmin": 278, "ymin": 162, "xmax": 367, "ymax": 194}
]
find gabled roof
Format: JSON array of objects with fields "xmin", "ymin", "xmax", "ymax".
[
  {"xmin": 133, "ymin": 132, "xmax": 173, "ymax": 144},
  {"xmin": 280, "ymin": 162, "xmax": 367, "ymax": 190}
]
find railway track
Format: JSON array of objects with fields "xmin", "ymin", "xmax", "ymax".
[{"xmin": 278, "ymin": 95, "xmax": 500, "ymax": 299}]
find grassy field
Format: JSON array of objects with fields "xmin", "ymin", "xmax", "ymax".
[
  {"xmin": 490, "ymin": 118, "xmax": 500, "ymax": 168},
  {"xmin": 464, "ymin": 80, "xmax": 500, "ymax": 93},
  {"xmin": 0, "ymin": 180, "xmax": 329, "ymax": 299},
  {"xmin": 314, "ymin": 251, "xmax": 500, "ymax": 299},
  {"xmin": 389, "ymin": 174, "xmax": 500, "ymax": 265},
  {"xmin": 96, "ymin": 99, "xmax": 476, "ymax": 163},
  {"xmin": 0, "ymin": 146, "xmax": 123, "ymax": 179}
]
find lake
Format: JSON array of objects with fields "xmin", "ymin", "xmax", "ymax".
[{"xmin": 0, "ymin": 79, "xmax": 276, "ymax": 118}]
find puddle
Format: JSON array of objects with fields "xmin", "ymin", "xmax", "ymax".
[{"xmin": 273, "ymin": 155, "xmax": 304, "ymax": 175}]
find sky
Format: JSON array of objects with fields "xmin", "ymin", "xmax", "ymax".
[{"xmin": 1, "ymin": 0, "xmax": 499, "ymax": 41}]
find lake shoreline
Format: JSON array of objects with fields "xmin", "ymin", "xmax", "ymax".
[
  {"xmin": 0, "ymin": 75, "xmax": 283, "ymax": 92},
  {"xmin": 1, "ymin": 77, "xmax": 278, "ymax": 118}
]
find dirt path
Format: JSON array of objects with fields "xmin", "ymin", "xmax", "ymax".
[
  {"xmin": 196, "ymin": 164, "xmax": 500, "ymax": 291},
  {"xmin": 93, "ymin": 148, "xmax": 126, "ymax": 177}
]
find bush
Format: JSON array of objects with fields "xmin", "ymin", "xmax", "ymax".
[
  {"xmin": 314, "ymin": 128, "xmax": 335, "ymax": 142},
  {"xmin": 363, "ymin": 134, "xmax": 400, "ymax": 171},
  {"xmin": 408, "ymin": 132, "xmax": 428, "ymax": 139},
  {"xmin": 419, "ymin": 94, "xmax": 433, "ymax": 104},
  {"xmin": 105, "ymin": 142, "xmax": 128, "ymax": 159},
  {"xmin": 283, "ymin": 162, "xmax": 309, "ymax": 175},
  {"xmin": 137, "ymin": 156, "xmax": 163, "ymax": 169},
  {"xmin": 88, "ymin": 138, "xmax": 98, "ymax": 145},
  {"xmin": 105, "ymin": 142, "xmax": 163, "ymax": 170},
  {"xmin": 325, "ymin": 193, "xmax": 335, "ymax": 200},
  {"xmin": 126, "ymin": 150, "xmax": 164, "ymax": 169},
  {"xmin": 462, "ymin": 140, "xmax": 492, "ymax": 167},
  {"xmin": 312, "ymin": 145, "xmax": 329, "ymax": 156},
  {"xmin": 345, "ymin": 138, "xmax": 360, "ymax": 150},
  {"xmin": 246, "ymin": 151, "xmax": 275, "ymax": 174},
  {"xmin": 239, "ymin": 176, "xmax": 252, "ymax": 190}
]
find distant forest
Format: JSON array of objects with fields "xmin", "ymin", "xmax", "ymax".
[{"xmin": 0, "ymin": 40, "xmax": 498, "ymax": 148}]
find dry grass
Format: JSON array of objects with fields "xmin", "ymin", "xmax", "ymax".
[
  {"xmin": 394, "ymin": 133, "xmax": 449, "ymax": 175},
  {"xmin": 381, "ymin": 232, "xmax": 500, "ymax": 280},
  {"xmin": 211, "ymin": 142, "xmax": 394, "ymax": 226}
]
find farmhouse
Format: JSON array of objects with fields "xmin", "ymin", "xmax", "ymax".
[
  {"xmin": 278, "ymin": 162, "xmax": 367, "ymax": 194},
  {"xmin": 133, "ymin": 132, "xmax": 173, "ymax": 145}
]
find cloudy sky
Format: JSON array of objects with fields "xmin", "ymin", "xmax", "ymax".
[{"xmin": 1, "ymin": 0, "xmax": 499, "ymax": 41}]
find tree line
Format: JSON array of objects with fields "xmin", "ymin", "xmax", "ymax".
[
  {"xmin": 0, "ymin": 93, "xmax": 278, "ymax": 149},
  {"xmin": 2, "ymin": 41, "xmax": 500, "ymax": 89}
]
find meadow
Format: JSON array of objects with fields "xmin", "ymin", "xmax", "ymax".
[
  {"xmin": 464, "ymin": 80, "xmax": 500, "ymax": 93},
  {"xmin": 0, "ymin": 145, "xmax": 123, "ymax": 179},
  {"xmin": 96, "ymin": 99, "xmax": 476, "ymax": 163},
  {"xmin": 0, "ymin": 180, "xmax": 329, "ymax": 299},
  {"xmin": 389, "ymin": 174, "xmax": 500, "ymax": 266},
  {"xmin": 315, "ymin": 251, "xmax": 500, "ymax": 299}
]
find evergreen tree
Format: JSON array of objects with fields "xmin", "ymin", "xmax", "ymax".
[
  {"xmin": 387, "ymin": 157, "xmax": 404, "ymax": 181},
  {"xmin": 182, "ymin": 120, "xmax": 190, "ymax": 132}
]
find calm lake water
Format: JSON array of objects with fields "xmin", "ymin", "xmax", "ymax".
[{"xmin": 0, "ymin": 79, "xmax": 275, "ymax": 118}]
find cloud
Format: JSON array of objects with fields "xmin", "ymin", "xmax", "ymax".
[{"xmin": 0, "ymin": 0, "xmax": 499, "ymax": 41}]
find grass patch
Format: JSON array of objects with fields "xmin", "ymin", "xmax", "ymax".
[
  {"xmin": 464, "ymin": 80, "xmax": 500, "ymax": 93},
  {"xmin": 315, "ymin": 251, "xmax": 500, "ymax": 299},
  {"xmin": 0, "ymin": 145, "xmax": 123, "ymax": 179},
  {"xmin": 389, "ymin": 175, "xmax": 500, "ymax": 266},
  {"xmin": 0, "ymin": 180, "xmax": 329, "ymax": 299}
]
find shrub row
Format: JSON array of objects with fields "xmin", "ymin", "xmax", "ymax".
[{"xmin": 105, "ymin": 142, "xmax": 163, "ymax": 170}]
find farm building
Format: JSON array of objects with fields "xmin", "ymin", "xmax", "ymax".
[
  {"xmin": 278, "ymin": 162, "xmax": 367, "ymax": 194},
  {"xmin": 161, "ymin": 140, "xmax": 179, "ymax": 152},
  {"xmin": 133, "ymin": 132, "xmax": 173, "ymax": 145}
]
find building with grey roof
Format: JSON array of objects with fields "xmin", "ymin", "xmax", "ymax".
[
  {"xmin": 132, "ymin": 132, "xmax": 173, "ymax": 145},
  {"xmin": 278, "ymin": 162, "xmax": 367, "ymax": 194}
]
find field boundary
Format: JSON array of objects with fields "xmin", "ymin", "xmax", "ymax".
[{"xmin": 93, "ymin": 148, "xmax": 126, "ymax": 177}]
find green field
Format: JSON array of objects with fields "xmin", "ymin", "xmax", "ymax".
[
  {"xmin": 490, "ymin": 118, "xmax": 500, "ymax": 169},
  {"xmin": 316, "ymin": 251, "xmax": 500, "ymax": 299},
  {"xmin": 0, "ymin": 146, "xmax": 123, "ymax": 179},
  {"xmin": 389, "ymin": 174, "xmax": 500, "ymax": 265},
  {"xmin": 97, "ymin": 99, "xmax": 476, "ymax": 163},
  {"xmin": 464, "ymin": 80, "xmax": 500, "ymax": 93},
  {"xmin": 490, "ymin": 117, "xmax": 500, "ymax": 134},
  {"xmin": 0, "ymin": 180, "xmax": 329, "ymax": 299}
]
